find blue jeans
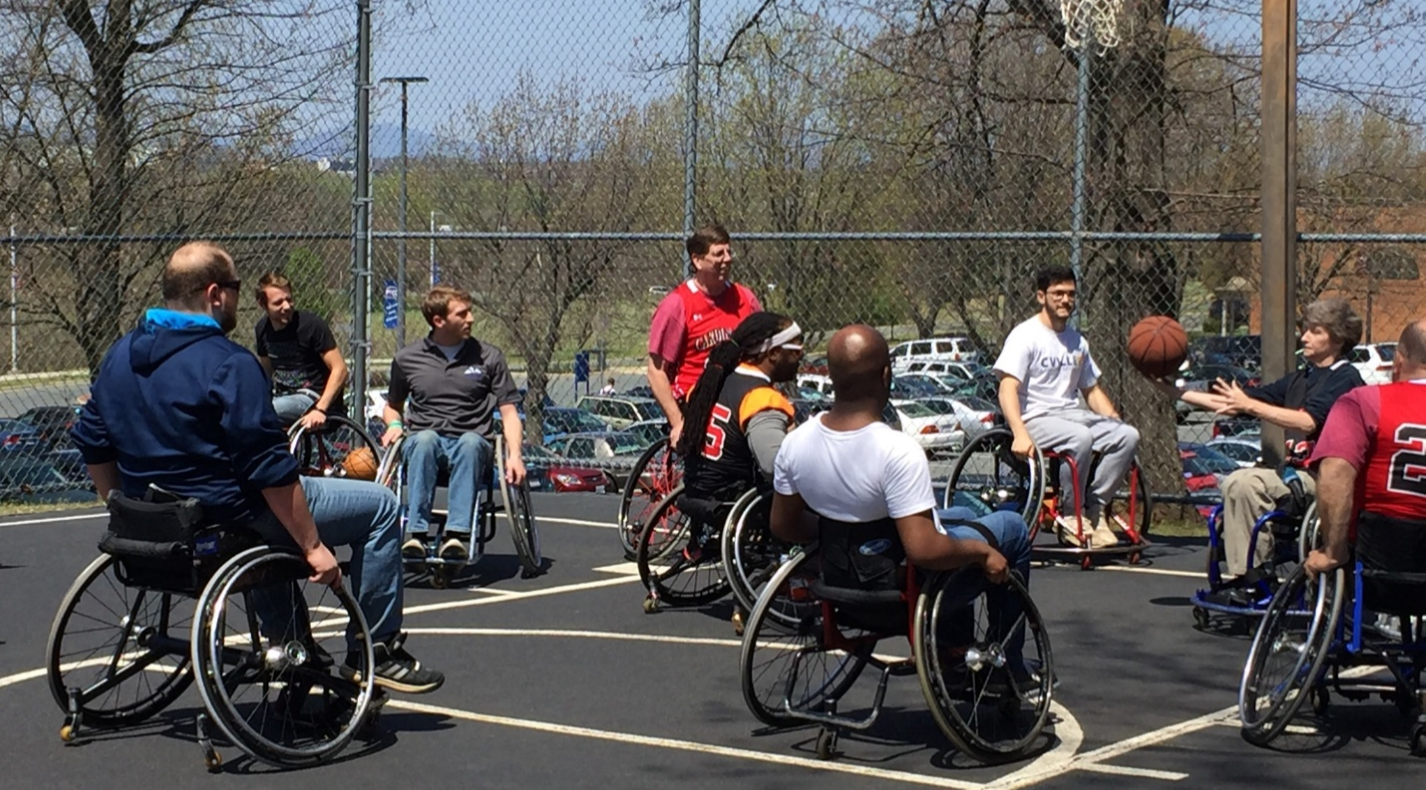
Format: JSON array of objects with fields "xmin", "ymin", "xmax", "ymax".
[
  {"xmin": 403, "ymin": 430, "xmax": 492, "ymax": 537},
  {"xmin": 936, "ymin": 506, "xmax": 1032, "ymax": 667},
  {"xmin": 272, "ymin": 391, "xmax": 317, "ymax": 426},
  {"xmin": 245, "ymin": 476, "xmax": 405, "ymax": 647}
]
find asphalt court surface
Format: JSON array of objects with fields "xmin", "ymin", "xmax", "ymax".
[{"xmin": 1, "ymin": 494, "xmax": 1421, "ymax": 789}]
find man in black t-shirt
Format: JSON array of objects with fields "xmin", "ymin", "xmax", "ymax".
[{"xmin": 254, "ymin": 272, "xmax": 349, "ymax": 430}]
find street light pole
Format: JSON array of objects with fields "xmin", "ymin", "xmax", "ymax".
[{"xmin": 380, "ymin": 75, "xmax": 427, "ymax": 348}]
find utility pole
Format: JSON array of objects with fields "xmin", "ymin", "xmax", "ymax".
[{"xmin": 380, "ymin": 75, "xmax": 427, "ymax": 348}]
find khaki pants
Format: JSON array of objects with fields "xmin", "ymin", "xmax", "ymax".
[{"xmin": 1219, "ymin": 467, "xmax": 1316, "ymax": 577}]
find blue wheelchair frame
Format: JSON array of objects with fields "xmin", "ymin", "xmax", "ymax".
[{"xmin": 1190, "ymin": 501, "xmax": 1318, "ymax": 627}]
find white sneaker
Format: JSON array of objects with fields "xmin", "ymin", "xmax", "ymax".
[
  {"xmin": 1055, "ymin": 516, "xmax": 1088, "ymax": 547},
  {"xmin": 1091, "ymin": 513, "xmax": 1121, "ymax": 548}
]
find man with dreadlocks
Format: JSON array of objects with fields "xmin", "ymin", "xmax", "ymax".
[{"xmin": 675, "ymin": 311, "xmax": 804, "ymax": 540}]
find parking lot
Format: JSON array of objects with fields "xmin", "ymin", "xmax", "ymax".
[{"xmin": 2, "ymin": 492, "xmax": 1420, "ymax": 788}]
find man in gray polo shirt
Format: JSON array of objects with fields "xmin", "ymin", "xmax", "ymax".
[{"xmin": 381, "ymin": 285, "xmax": 527, "ymax": 561}]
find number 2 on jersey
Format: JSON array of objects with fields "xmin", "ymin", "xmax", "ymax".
[
  {"xmin": 704, "ymin": 403, "xmax": 732, "ymax": 460},
  {"xmin": 1388, "ymin": 424, "xmax": 1426, "ymax": 497}
]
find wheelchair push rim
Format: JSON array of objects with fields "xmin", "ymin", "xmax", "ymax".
[
  {"xmin": 637, "ymin": 486, "xmax": 731, "ymax": 609},
  {"xmin": 46, "ymin": 553, "xmax": 196, "ymax": 727},
  {"xmin": 191, "ymin": 549, "xmax": 376, "ymax": 767},
  {"xmin": 914, "ymin": 568, "xmax": 1054, "ymax": 763},
  {"xmin": 944, "ymin": 427, "xmax": 1044, "ymax": 536},
  {"xmin": 618, "ymin": 439, "xmax": 684, "ymax": 558},
  {"xmin": 500, "ymin": 435, "xmax": 543, "ymax": 577},
  {"xmin": 287, "ymin": 414, "xmax": 382, "ymax": 481},
  {"xmin": 1238, "ymin": 564, "xmax": 1345, "ymax": 745},
  {"xmin": 723, "ymin": 489, "xmax": 795, "ymax": 621}
]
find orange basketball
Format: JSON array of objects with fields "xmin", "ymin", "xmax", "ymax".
[
  {"xmin": 342, "ymin": 446, "xmax": 379, "ymax": 480},
  {"xmin": 1127, "ymin": 316, "xmax": 1189, "ymax": 379}
]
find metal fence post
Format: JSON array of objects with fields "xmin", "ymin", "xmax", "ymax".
[{"xmin": 350, "ymin": 0, "xmax": 372, "ymax": 417}]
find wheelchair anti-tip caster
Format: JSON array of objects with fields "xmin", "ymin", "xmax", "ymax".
[
  {"xmin": 815, "ymin": 727, "xmax": 838, "ymax": 760},
  {"xmin": 643, "ymin": 595, "xmax": 660, "ymax": 614},
  {"xmin": 197, "ymin": 713, "xmax": 222, "ymax": 772},
  {"xmin": 1311, "ymin": 686, "xmax": 1329, "ymax": 717}
]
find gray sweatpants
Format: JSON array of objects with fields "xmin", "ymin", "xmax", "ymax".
[
  {"xmin": 1024, "ymin": 410, "xmax": 1141, "ymax": 521},
  {"xmin": 1219, "ymin": 467, "xmax": 1317, "ymax": 577}
]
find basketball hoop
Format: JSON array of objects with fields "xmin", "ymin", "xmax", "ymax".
[{"xmin": 1060, "ymin": 0, "xmax": 1123, "ymax": 51}]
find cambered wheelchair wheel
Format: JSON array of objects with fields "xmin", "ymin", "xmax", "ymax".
[
  {"xmin": 722, "ymin": 489, "xmax": 796, "ymax": 623},
  {"xmin": 944, "ymin": 428, "xmax": 1045, "ymax": 535},
  {"xmin": 191, "ymin": 549, "xmax": 376, "ymax": 767},
  {"xmin": 46, "ymin": 554, "xmax": 196, "ymax": 732},
  {"xmin": 498, "ymin": 436, "xmax": 543, "ymax": 577},
  {"xmin": 739, "ymin": 549, "xmax": 872, "ymax": 727},
  {"xmin": 1238, "ymin": 564, "xmax": 1345, "ymax": 746},
  {"xmin": 637, "ymin": 487, "xmax": 731, "ymax": 612},
  {"xmin": 288, "ymin": 414, "xmax": 382, "ymax": 481},
  {"xmin": 618, "ymin": 439, "xmax": 684, "ymax": 559},
  {"xmin": 914, "ymin": 568, "xmax": 1054, "ymax": 763},
  {"xmin": 1296, "ymin": 502, "xmax": 1321, "ymax": 560}
]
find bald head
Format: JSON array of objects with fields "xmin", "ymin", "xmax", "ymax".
[
  {"xmin": 828, "ymin": 324, "xmax": 890, "ymax": 401},
  {"xmin": 1397, "ymin": 317, "xmax": 1426, "ymax": 372},
  {"xmin": 162, "ymin": 242, "xmax": 234, "ymax": 305}
]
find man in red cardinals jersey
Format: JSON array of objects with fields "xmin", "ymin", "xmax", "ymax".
[
  {"xmin": 1306, "ymin": 316, "xmax": 1426, "ymax": 578},
  {"xmin": 647, "ymin": 224, "xmax": 762, "ymax": 446}
]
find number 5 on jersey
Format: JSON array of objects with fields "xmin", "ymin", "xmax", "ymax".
[{"xmin": 704, "ymin": 403, "xmax": 732, "ymax": 460}]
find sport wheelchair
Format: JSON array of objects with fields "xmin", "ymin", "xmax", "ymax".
[
  {"xmin": 376, "ymin": 432, "xmax": 542, "ymax": 587},
  {"xmin": 1190, "ymin": 499, "xmax": 1320, "ymax": 630},
  {"xmin": 1239, "ymin": 513, "xmax": 1426, "ymax": 755},
  {"xmin": 634, "ymin": 484, "xmax": 788, "ymax": 626},
  {"xmin": 945, "ymin": 426, "xmax": 1150, "ymax": 569},
  {"xmin": 47, "ymin": 489, "xmax": 379, "ymax": 770},
  {"xmin": 739, "ymin": 534, "xmax": 1054, "ymax": 763}
]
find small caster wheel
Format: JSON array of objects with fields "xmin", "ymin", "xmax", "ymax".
[
  {"xmin": 1193, "ymin": 606, "xmax": 1210, "ymax": 631},
  {"xmin": 204, "ymin": 751, "xmax": 223, "ymax": 772},
  {"xmin": 59, "ymin": 724, "xmax": 75, "ymax": 743},
  {"xmin": 731, "ymin": 609, "xmax": 745, "ymax": 636},
  {"xmin": 1128, "ymin": 550, "xmax": 1143, "ymax": 565},
  {"xmin": 1411, "ymin": 726, "xmax": 1426, "ymax": 757},
  {"xmin": 815, "ymin": 728, "xmax": 838, "ymax": 760},
  {"xmin": 1080, "ymin": 554, "xmax": 1093, "ymax": 571},
  {"xmin": 642, "ymin": 596, "xmax": 659, "ymax": 614},
  {"xmin": 1311, "ymin": 686, "xmax": 1329, "ymax": 716},
  {"xmin": 430, "ymin": 569, "xmax": 449, "ymax": 589}
]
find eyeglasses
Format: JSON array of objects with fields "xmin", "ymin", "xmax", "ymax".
[{"xmin": 216, "ymin": 279, "xmax": 242, "ymax": 293}]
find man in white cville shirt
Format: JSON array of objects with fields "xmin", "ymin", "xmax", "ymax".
[{"xmin": 994, "ymin": 265, "xmax": 1139, "ymax": 548}]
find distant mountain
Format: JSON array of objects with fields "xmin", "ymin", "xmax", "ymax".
[{"xmin": 293, "ymin": 122, "xmax": 436, "ymax": 161}]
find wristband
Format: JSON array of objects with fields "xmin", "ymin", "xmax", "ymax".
[
  {"xmin": 388, "ymin": 420, "xmax": 404, "ymax": 429},
  {"xmin": 312, "ymin": 406, "xmax": 327, "ymax": 415}
]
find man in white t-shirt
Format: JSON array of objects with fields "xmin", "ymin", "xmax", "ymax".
[
  {"xmin": 770, "ymin": 325, "xmax": 1034, "ymax": 681},
  {"xmin": 995, "ymin": 266, "xmax": 1139, "ymax": 548}
]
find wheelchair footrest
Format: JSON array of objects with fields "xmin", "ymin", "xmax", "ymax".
[{"xmin": 780, "ymin": 662, "xmax": 901, "ymax": 732}]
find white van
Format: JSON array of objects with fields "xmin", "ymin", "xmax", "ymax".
[{"xmin": 889, "ymin": 337, "xmax": 979, "ymax": 372}]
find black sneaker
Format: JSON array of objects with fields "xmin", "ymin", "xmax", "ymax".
[{"xmin": 349, "ymin": 633, "xmax": 445, "ymax": 694}]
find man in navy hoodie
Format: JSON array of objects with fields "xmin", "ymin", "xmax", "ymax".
[{"xmin": 71, "ymin": 242, "xmax": 443, "ymax": 695}]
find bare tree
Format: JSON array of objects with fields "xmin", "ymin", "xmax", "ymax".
[{"xmin": 0, "ymin": 1, "xmax": 353, "ymax": 373}]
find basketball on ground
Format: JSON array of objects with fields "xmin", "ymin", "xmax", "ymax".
[
  {"xmin": 1127, "ymin": 316, "xmax": 1189, "ymax": 379},
  {"xmin": 342, "ymin": 446, "xmax": 379, "ymax": 480}
]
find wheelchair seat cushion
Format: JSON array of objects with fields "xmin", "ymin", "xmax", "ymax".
[
  {"xmin": 1357, "ymin": 511, "xmax": 1426, "ymax": 616},
  {"xmin": 818, "ymin": 515, "xmax": 906, "ymax": 594}
]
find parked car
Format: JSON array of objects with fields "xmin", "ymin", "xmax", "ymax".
[
  {"xmin": 575, "ymin": 395, "xmax": 662, "ymax": 430},
  {"xmin": 0, "ymin": 458, "xmax": 95, "ymax": 504},
  {"xmin": 1211, "ymin": 416, "xmax": 1260, "ymax": 439},
  {"xmin": 621, "ymin": 385, "xmax": 656, "ymax": 399},
  {"xmin": 1206, "ymin": 436, "xmax": 1262, "ymax": 469},
  {"xmin": 799, "ymin": 353, "xmax": 829, "ymax": 376},
  {"xmin": 1347, "ymin": 342, "xmax": 1396, "ymax": 385},
  {"xmin": 545, "ymin": 430, "xmax": 647, "ymax": 491},
  {"xmin": 17, "ymin": 405, "xmax": 82, "ymax": 448},
  {"xmin": 889, "ymin": 336, "xmax": 980, "ymax": 372},
  {"xmin": 890, "ymin": 400, "xmax": 965, "ymax": 457},
  {"xmin": 1179, "ymin": 442, "xmax": 1242, "ymax": 490},
  {"xmin": 917, "ymin": 396, "xmax": 999, "ymax": 436},
  {"xmin": 522, "ymin": 443, "xmax": 612, "ymax": 493},
  {"xmin": 1188, "ymin": 334, "xmax": 1261, "ymax": 371},
  {"xmin": 796, "ymin": 373, "xmax": 834, "ymax": 399},
  {"xmin": 623, "ymin": 419, "xmax": 669, "ymax": 449},
  {"xmin": 0, "ymin": 419, "xmax": 44, "ymax": 453},
  {"xmin": 890, "ymin": 374, "xmax": 948, "ymax": 399},
  {"xmin": 542, "ymin": 407, "xmax": 610, "ymax": 442},
  {"xmin": 903, "ymin": 360, "xmax": 986, "ymax": 381}
]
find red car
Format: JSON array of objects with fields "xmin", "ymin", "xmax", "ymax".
[{"xmin": 525, "ymin": 444, "xmax": 614, "ymax": 493}]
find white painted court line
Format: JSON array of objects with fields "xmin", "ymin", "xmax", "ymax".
[
  {"xmin": 1076, "ymin": 764, "xmax": 1189, "ymax": 781},
  {"xmin": 592, "ymin": 561, "xmax": 642, "ymax": 575},
  {"xmin": 539, "ymin": 516, "xmax": 618, "ymax": 529},
  {"xmin": 401, "ymin": 575, "xmax": 641, "ymax": 617},
  {"xmin": 0, "ymin": 511, "xmax": 104, "ymax": 528},
  {"xmin": 386, "ymin": 698, "xmax": 985, "ymax": 790},
  {"xmin": 404, "ymin": 627, "xmax": 744, "ymax": 649},
  {"xmin": 1084, "ymin": 565, "xmax": 1202, "ymax": 580},
  {"xmin": 465, "ymin": 586, "xmax": 526, "ymax": 598}
]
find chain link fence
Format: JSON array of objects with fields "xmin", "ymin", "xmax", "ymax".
[{"xmin": 1, "ymin": 1, "xmax": 1424, "ymax": 505}]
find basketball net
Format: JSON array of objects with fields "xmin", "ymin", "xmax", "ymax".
[{"xmin": 1060, "ymin": 0, "xmax": 1123, "ymax": 51}]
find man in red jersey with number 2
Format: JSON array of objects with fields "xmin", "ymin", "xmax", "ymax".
[{"xmin": 648, "ymin": 224, "xmax": 763, "ymax": 446}]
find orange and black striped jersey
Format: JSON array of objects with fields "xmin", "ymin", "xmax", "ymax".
[{"xmin": 686, "ymin": 364, "xmax": 794, "ymax": 497}]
